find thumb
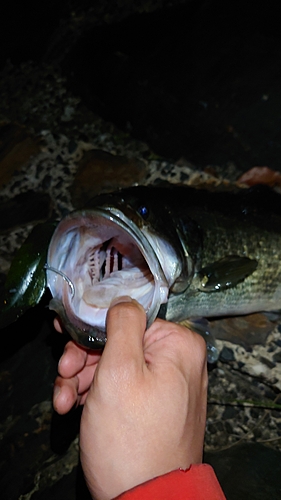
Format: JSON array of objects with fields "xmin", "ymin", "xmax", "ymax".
[{"xmin": 100, "ymin": 297, "xmax": 147, "ymax": 373}]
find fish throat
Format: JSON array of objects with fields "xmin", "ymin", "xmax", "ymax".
[{"xmin": 87, "ymin": 239, "xmax": 124, "ymax": 284}]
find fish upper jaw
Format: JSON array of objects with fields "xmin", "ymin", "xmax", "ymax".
[{"xmin": 46, "ymin": 207, "xmax": 175, "ymax": 348}]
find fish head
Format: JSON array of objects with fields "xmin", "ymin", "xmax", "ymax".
[{"xmin": 46, "ymin": 187, "xmax": 186, "ymax": 348}]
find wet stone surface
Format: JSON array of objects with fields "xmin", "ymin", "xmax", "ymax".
[{"xmin": 1, "ymin": 1, "xmax": 281, "ymax": 499}]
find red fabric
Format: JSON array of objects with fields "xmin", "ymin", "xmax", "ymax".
[{"xmin": 114, "ymin": 464, "xmax": 226, "ymax": 500}]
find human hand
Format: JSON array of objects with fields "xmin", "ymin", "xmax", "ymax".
[
  {"xmin": 53, "ymin": 317, "xmax": 103, "ymax": 413},
  {"xmin": 53, "ymin": 299, "xmax": 208, "ymax": 499}
]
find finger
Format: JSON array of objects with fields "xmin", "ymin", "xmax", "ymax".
[
  {"xmin": 101, "ymin": 299, "xmax": 146, "ymax": 373},
  {"xmin": 54, "ymin": 317, "xmax": 63, "ymax": 333},
  {"xmin": 77, "ymin": 363, "xmax": 99, "ymax": 394},
  {"xmin": 53, "ymin": 376, "xmax": 79, "ymax": 414},
  {"xmin": 143, "ymin": 318, "xmax": 175, "ymax": 349},
  {"xmin": 144, "ymin": 320, "xmax": 207, "ymax": 375},
  {"xmin": 58, "ymin": 341, "xmax": 89, "ymax": 378},
  {"xmin": 58, "ymin": 340, "xmax": 102, "ymax": 378}
]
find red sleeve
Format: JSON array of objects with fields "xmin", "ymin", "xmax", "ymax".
[{"xmin": 114, "ymin": 464, "xmax": 226, "ymax": 500}]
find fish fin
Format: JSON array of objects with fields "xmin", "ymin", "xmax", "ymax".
[
  {"xmin": 0, "ymin": 221, "xmax": 56, "ymax": 329},
  {"xmin": 178, "ymin": 317, "xmax": 219, "ymax": 364},
  {"xmin": 195, "ymin": 255, "xmax": 258, "ymax": 292},
  {"xmin": 180, "ymin": 312, "xmax": 277, "ymax": 362}
]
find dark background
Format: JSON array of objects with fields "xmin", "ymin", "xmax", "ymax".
[{"xmin": 1, "ymin": 0, "xmax": 281, "ymax": 171}]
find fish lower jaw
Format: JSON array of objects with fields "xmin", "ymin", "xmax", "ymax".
[{"xmin": 73, "ymin": 275, "xmax": 155, "ymax": 329}]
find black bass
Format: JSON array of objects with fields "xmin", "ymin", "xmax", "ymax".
[{"xmin": 1, "ymin": 183, "xmax": 281, "ymax": 363}]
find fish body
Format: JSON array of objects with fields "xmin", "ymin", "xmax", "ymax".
[{"xmin": 1, "ymin": 183, "xmax": 281, "ymax": 362}]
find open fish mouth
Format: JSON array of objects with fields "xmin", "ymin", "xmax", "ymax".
[
  {"xmin": 46, "ymin": 207, "xmax": 169, "ymax": 346},
  {"xmin": 4, "ymin": 182, "xmax": 281, "ymax": 362}
]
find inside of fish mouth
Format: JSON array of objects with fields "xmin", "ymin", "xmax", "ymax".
[
  {"xmin": 47, "ymin": 218, "xmax": 156, "ymax": 321},
  {"xmin": 87, "ymin": 238, "xmax": 124, "ymax": 282}
]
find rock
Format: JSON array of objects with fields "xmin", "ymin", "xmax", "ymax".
[
  {"xmin": 219, "ymin": 347, "xmax": 235, "ymax": 362},
  {"xmin": 272, "ymin": 351, "xmax": 281, "ymax": 363},
  {"xmin": 0, "ymin": 122, "xmax": 42, "ymax": 189},
  {"xmin": 70, "ymin": 149, "xmax": 147, "ymax": 206}
]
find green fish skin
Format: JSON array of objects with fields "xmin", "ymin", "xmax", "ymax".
[
  {"xmin": 1, "ymin": 183, "xmax": 281, "ymax": 363},
  {"xmin": 89, "ymin": 184, "xmax": 281, "ymax": 318}
]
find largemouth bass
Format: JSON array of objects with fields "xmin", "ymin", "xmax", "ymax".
[{"xmin": 1, "ymin": 183, "xmax": 281, "ymax": 362}]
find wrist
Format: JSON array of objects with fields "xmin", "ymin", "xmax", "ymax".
[{"xmin": 82, "ymin": 452, "xmax": 202, "ymax": 500}]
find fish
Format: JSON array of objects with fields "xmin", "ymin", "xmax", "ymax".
[{"xmin": 1, "ymin": 182, "xmax": 281, "ymax": 363}]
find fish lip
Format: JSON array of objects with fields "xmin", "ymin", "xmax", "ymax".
[{"xmin": 46, "ymin": 206, "xmax": 169, "ymax": 345}]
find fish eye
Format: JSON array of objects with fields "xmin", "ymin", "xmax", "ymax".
[{"xmin": 137, "ymin": 205, "xmax": 149, "ymax": 220}]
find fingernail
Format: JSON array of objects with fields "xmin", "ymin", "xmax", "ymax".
[
  {"xmin": 110, "ymin": 295, "xmax": 133, "ymax": 307},
  {"xmin": 58, "ymin": 354, "xmax": 64, "ymax": 368},
  {"xmin": 53, "ymin": 385, "xmax": 61, "ymax": 402}
]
